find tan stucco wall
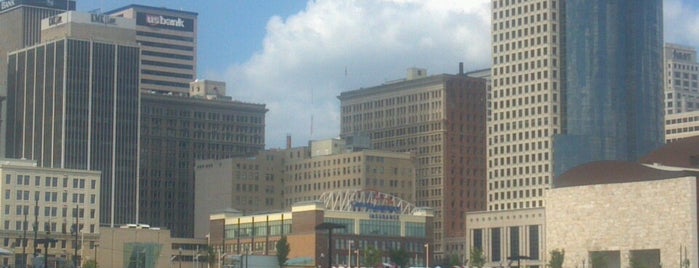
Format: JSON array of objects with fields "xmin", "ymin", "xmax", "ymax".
[{"xmin": 546, "ymin": 177, "xmax": 699, "ymax": 268}]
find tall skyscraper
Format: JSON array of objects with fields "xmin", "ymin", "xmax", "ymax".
[
  {"xmin": 339, "ymin": 68, "xmax": 487, "ymax": 260},
  {"xmin": 107, "ymin": 5, "xmax": 197, "ymax": 95},
  {"xmin": 488, "ymin": 0, "xmax": 564, "ymax": 211},
  {"xmin": 554, "ymin": 0, "xmax": 664, "ymax": 176},
  {"xmin": 5, "ymin": 11, "xmax": 140, "ymax": 226},
  {"xmin": 0, "ymin": 0, "xmax": 76, "ymax": 156},
  {"xmin": 664, "ymin": 43, "xmax": 699, "ymax": 115},
  {"xmin": 140, "ymin": 81, "xmax": 267, "ymax": 237}
]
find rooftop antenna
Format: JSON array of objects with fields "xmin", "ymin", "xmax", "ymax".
[{"xmin": 310, "ymin": 88, "xmax": 314, "ymax": 139}]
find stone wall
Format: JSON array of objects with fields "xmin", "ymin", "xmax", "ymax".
[{"xmin": 546, "ymin": 176, "xmax": 698, "ymax": 268}]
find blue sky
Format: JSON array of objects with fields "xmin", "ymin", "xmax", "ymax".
[
  {"xmin": 81, "ymin": 0, "xmax": 308, "ymax": 70},
  {"xmin": 79, "ymin": 0, "xmax": 699, "ymax": 149}
]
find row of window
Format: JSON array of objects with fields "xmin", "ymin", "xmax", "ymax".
[
  {"xmin": 139, "ymin": 41, "xmax": 193, "ymax": 51},
  {"xmin": 137, "ymin": 31, "xmax": 194, "ymax": 42},
  {"xmin": 5, "ymin": 175, "xmax": 96, "ymax": 189},
  {"xmin": 341, "ymin": 90, "xmax": 443, "ymax": 113},
  {"xmin": 493, "ymin": 0, "xmax": 556, "ymax": 14},
  {"xmin": 668, "ymin": 63, "xmax": 699, "ymax": 72},
  {"xmin": 142, "ymin": 69, "xmax": 193, "ymax": 79},
  {"xmin": 494, "ymin": 17, "xmax": 557, "ymax": 44},
  {"xmin": 142, "ymin": 107, "xmax": 264, "ymax": 124},
  {"xmin": 489, "ymin": 199, "xmax": 544, "ymax": 211}
]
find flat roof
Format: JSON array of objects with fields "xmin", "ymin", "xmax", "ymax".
[{"xmin": 105, "ymin": 4, "xmax": 198, "ymax": 17}]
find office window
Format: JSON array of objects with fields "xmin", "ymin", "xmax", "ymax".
[{"xmin": 491, "ymin": 228, "xmax": 501, "ymax": 261}]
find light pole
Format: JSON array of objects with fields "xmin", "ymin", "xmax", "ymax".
[
  {"xmin": 179, "ymin": 248, "xmax": 183, "ymax": 268},
  {"xmin": 194, "ymin": 245, "xmax": 198, "ymax": 268},
  {"xmin": 348, "ymin": 240, "xmax": 353, "ymax": 268},
  {"xmin": 93, "ymin": 243, "xmax": 99, "ymax": 266},
  {"xmin": 355, "ymin": 249, "xmax": 360, "ymax": 268},
  {"xmin": 424, "ymin": 243, "xmax": 429, "ymax": 268}
]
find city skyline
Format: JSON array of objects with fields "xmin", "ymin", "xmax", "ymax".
[{"xmin": 80, "ymin": 0, "xmax": 699, "ymax": 149}]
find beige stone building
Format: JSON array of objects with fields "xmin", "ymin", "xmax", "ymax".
[
  {"xmin": 547, "ymin": 161, "xmax": 699, "ymax": 268},
  {"xmin": 284, "ymin": 140, "xmax": 416, "ymax": 208},
  {"xmin": 194, "ymin": 149, "xmax": 285, "ymax": 238},
  {"xmin": 0, "ymin": 159, "xmax": 100, "ymax": 267}
]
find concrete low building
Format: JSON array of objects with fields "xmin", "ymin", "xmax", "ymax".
[
  {"xmin": 465, "ymin": 208, "xmax": 546, "ymax": 268},
  {"xmin": 97, "ymin": 225, "xmax": 207, "ymax": 268}
]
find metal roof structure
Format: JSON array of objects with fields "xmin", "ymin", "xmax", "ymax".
[{"xmin": 319, "ymin": 189, "xmax": 417, "ymax": 215}]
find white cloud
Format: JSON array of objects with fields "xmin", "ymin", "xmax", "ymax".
[
  {"xmin": 220, "ymin": 0, "xmax": 492, "ymax": 148},
  {"xmin": 218, "ymin": 0, "xmax": 699, "ymax": 149},
  {"xmin": 664, "ymin": 0, "xmax": 699, "ymax": 47}
]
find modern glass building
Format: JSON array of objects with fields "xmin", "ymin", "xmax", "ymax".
[
  {"xmin": 554, "ymin": 0, "xmax": 664, "ymax": 176},
  {"xmin": 5, "ymin": 13, "xmax": 141, "ymax": 225},
  {"xmin": 208, "ymin": 190, "xmax": 434, "ymax": 268}
]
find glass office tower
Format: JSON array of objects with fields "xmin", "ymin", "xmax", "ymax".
[{"xmin": 554, "ymin": 0, "xmax": 664, "ymax": 176}]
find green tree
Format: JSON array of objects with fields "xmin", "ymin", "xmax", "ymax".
[
  {"xmin": 201, "ymin": 246, "xmax": 217, "ymax": 267},
  {"xmin": 389, "ymin": 248, "xmax": 410, "ymax": 268},
  {"xmin": 365, "ymin": 246, "xmax": 383, "ymax": 268},
  {"xmin": 470, "ymin": 247, "xmax": 486, "ymax": 268},
  {"xmin": 83, "ymin": 259, "xmax": 98, "ymax": 268},
  {"xmin": 448, "ymin": 254, "xmax": 462, "ymax": 267},
  {"xmin": 549, "ymin": 249, "xmax": 565, "ymax": 268},
  {"xmin": 276, "ymin": 236, "xmax": 290, "ymax": 266}
]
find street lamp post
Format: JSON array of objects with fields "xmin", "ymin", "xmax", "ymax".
[
  {"xmin": 315, "ymin": 223, "xmax": 346, "ymax": 268},
  {"xmin": 355, "ymin": 249, "xmax": 360, "ymax": 268},
  {"xmin": 94, "ymin": 243, "xmax": 99, "ymax": 266},
  {"xmin": 424, "ymin": 243, "xmax": 429, "ymax": 268},
  {"xmin": 179, "ymin": 248, "xmax": 183, "ymax": 268}
]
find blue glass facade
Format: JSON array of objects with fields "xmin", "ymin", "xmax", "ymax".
[{"xmin": 554, "ymin": 0, "xmax": 664, "ymax": 176}]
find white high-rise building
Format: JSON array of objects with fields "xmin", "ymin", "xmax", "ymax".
[
  {"xmin": 488, "ymin": 0, "xmax": 563, "ymax": 211},
  {"xmin": 664, "ymin": 43, "xmax": 699, "ymax": 115}
]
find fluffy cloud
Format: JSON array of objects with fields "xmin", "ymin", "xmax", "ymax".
[
  {"xmin": 221, "ymin": 0, "xmax": 491, "ymax": 148},
  {"xmin": 219, "ymin": 0, "xmax": 699, "ymax": 149},
  {"xmin": 665, "ymin": 0, "xmax": 699, "ymax": 46}
]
